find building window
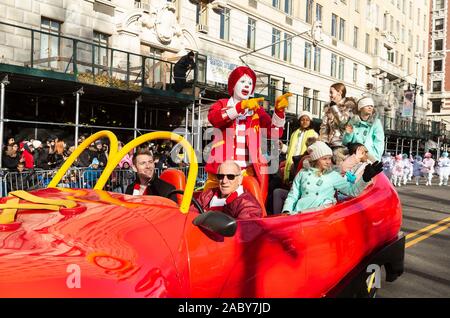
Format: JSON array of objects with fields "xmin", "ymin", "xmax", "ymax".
[
  {"xmin": 433, "ymin": 81, "xmax": 442, "ymax": 92},
  {"xmin": 339, "ymin": 18, "xmax": 346, "ymax": 41},
  {"xmin": 435, "ymin": 18, "xmax": 444, "ymax": 30},
  {"xmin": 390, "ymin": 15, "xmax": 394, "ymax": 32},
  {"xmin": 283, "ymin": 33, "xmax": 292, "ymax": 62},
  {"xmin": 331, "ymin": 14, "xmax": 338, "ymax": 37},
  {"xmin": 396, "ymin": 20, "xmax": 400, "ymax": 36},
  {"xmin": 93, "ymin": 31, "xmax": 109, "ymax": 68},
  {"xmin": 353, "ymin": 26, "xmax": 359, "ymax": 48},
  {"xmin": 401, "ymin": 26, "xmax": 405, "ymax": 43},
  {"xmin": 407, "ymin": 57, "xmax": 410, "ymax": 73},
  {"xmin": 314, "ymin": 46, "xmax": 321, "ymax": 72},
  {"xmin": 313, "ymin": 90, "xmax": 320, "ymax": 115},
  {"xmin": 272, "ymin": 28, "xmax": 281, "ymax": 58},
  {"xmin": 306, "ymin": 0, "xmax": 314, "ymax": 24},
  {"xmin": 397, "ymin": 0, "xmax": 400, "ymax": 9},
  {"xmin": 247, "ymin": 18, "xmax": 256, "ymax": 49},
  {"xmin": 434, "ymin": 39, "xmax": 443, "ymax": 51},
  {"xmin": 355, "ymin": 0, "xmax": 360, "ymax": 12},
  {"xmin": 134, "ymin": 0, "xmax": 142, "ymax": 9},
  {"xmin": 303, "ymin": 87, "xmax": 311, "ymax": 111},
  {"xmin": 353, "ymin": 63, "xmax": 358, "ymax": 82},
  {"xmin": 196, "ymin": 2, "xmax": 208, "ymax": 25},
  {"xmin": 416, "ymin": 35, "xmax": 419, "ymax": 52},
  {"xmin": 304, "ymin": 42, "xmax": 312, "ymax": 69},
  {"xmin": 316, "ymin": 3, "xmax": 323, "ymax": 22},
  {"xmin": 409, "ymin": 2, "xmax": 412, "ymax": 19},
  {"xmin": 272, "ymin": 0, "xmax": 280, "ymax": 9},
  {"xmin": 284, "ymin": 0, "xmax": 292, "ymax": 15},
  {"xmin": 374, "ymin": 38, "xmax": 379, "ymax": 55},
  {"xmin": 435, "ymin": 0, "xmax": 444, "ymax": 9},
  {"xmin": 417, "ymin": 8, "xmax": 421, "ymax": 25},
  {"xmin": 387, "ymin": 48, "xmax": 394, "ymax": 63},
  {"xmin": 366, "ymin": 0, "xmax": 372, "ymax": 21},
  {"xmin": 432, "ymin": 100, "xmax": 442, "ymax": 113},
  {"xmin": 408, "ymin": 30, "xmax": 412, "ymax": 48},
  {"xmin": 338, "ymin": 57, "xmax": 345, "ymax": 80},
  {"xmin": 331, "ymin": 54, "xmax": 337, "ymax": 77},
  {"xmin": 383, "ymin": 13, "xmax": 387, "ymax": 30},
  {"xmin": 434, "ymin": 59, "xmax": 443, "ymax": 71},
  {"xmin": 395, "ymin": 50, "xmax": 399, "ymax": 64},
  {"xmin": 402, "ymin": 0, "xmax": 406, "ymax": 13},
  {"xmin": 220, "ymin": 8, "xmax": 230, "ymax": 41},
  {"xmin": 400, "ymin": 54, "xmax": 404, "ymax": 67},
  {"xmin": 40, "ymin": 17, "xmax": 61, "ymax": 68},
  {"xmin": 365, "ymin": 33, "xmax": 370, "ymax": 54}
]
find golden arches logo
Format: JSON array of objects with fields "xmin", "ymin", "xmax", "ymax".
[{"xmin": 47, "ymin": 130, "xmax": 198, "ymax": 214}]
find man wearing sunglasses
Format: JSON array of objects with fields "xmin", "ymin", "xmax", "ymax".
[{"xmin": 192, "ymin": 160, "xmax": 262, "ymax": 219}]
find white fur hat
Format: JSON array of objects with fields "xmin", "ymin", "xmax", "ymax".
[
  {"xmin": 357, "ymin": 96, "xmax": 375, "ymax": 110},
  {"xmin": 298, "ymin": 110, "xmax": 313, "ymax": 121},
  {"xmin": 32, "ymin": 140, "xmax": 42, "ymax": 148},
  {"xmin": 307, "ymin": 141, "xmax": 333, "ymax": 161}
]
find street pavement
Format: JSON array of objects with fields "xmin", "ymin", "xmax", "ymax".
[{"xmin": 377, "ymin": 177, "xmax": 450, "ymax": 298}]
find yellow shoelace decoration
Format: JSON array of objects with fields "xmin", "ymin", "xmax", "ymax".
[{"xmin": 0, "ymin": 190, "xmax": 77, "ymax": 225}]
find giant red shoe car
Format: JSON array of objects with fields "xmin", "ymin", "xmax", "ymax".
[{"xmin": 0, "ymin": 131, "xmax": 404, "ymax": 297}]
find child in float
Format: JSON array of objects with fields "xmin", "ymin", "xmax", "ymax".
[
  {"xmin": 340, "ymin": 143, "xmax": 371, "ymax": 183},
  {"xmin": 319, "ymin": 83, "xmax": 357, "ymax": 165},
  {"xmin": 412, "ymin": 155, "xmax": 424, "ymax": 186},
  {"xmin": 422, "ymin": 152, "xmax": 435, "ymax": 186},
  {"xmin": 283, "ymin": 110, "xmax": 318, "ymax": 185},
  {"xmin": 342, "ymin": 96, "xmax": 385, "ymax": 162},
  {"xmin": 391, "ymin": 154, "xmax": 404, "ymax": 187},
  {"xmin": 402, "ymin": 154, "xmax": 413, "ymax": 185},
  {"xmin": 282, "ymin": 141, "xmax": 382, "ymax": 214},
  {"xmin": 437, "ymin": 151, "xmax": 450, "ymax": 186},
  {"xmin": 205, "ymin": 66, "xmax": 291, "ymax": 198}
]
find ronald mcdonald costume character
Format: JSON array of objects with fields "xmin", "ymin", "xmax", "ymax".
[{"xmin": 205, "ymin": 66, "xmax": 291, "ymax": 199}]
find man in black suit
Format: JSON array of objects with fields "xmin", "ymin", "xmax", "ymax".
[
  {"xmin": 125, "ymin": 150, "xmax": 177, "ymax": 203},
  {"xmin": 173, "ymin": 51, "xmax": 195, "ymax": 92}
]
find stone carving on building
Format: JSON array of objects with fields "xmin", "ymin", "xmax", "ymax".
[{"xmin": 381, "ymin": 31, "xmax": 397, "ymax": 49}]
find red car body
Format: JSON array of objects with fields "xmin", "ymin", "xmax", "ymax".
[{"xmin": 0, "ymin": 173, "xmax": 404, "ymax": 297}]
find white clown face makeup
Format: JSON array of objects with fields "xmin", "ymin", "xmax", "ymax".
[{"xmin": 233, "ymin": 74, "xmax": 253, "ymax": 101}]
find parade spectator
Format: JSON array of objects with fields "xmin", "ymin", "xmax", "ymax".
[
  {"xmin": 283, "ymin": 111, "xmax": 319, "ymax": 185},
  {"xmin": 281, "ymin": 141, "xmax": 382, "ymax": 214},
  {"xmin": 190, "ymin": 160, "xmax": 262, "ymax": 219},
  {"xmin": 92, "ymin": 139, "xmax": 108, "ymax": 168},
  {"xmin": 21, "ymin": 142, "xmax": 35, "ymax": 169},
  {"xmin": 343, "ymin": 96, "xmax": 384, "ymax": 162},
  {"xmin": 422, "ymin": 152, "xmax": 435, "ymax": 186},
  {"xmin": 173, "ymin": 51, "xmax": 196, "ymax": 92},
  {"xmin": 125, "ymin": 150, "xmax": 177, "ymax": 203},
  {"xmin": 34, "ymin": 140, "xmax": 51, "ymax": 170},
  {"xmin": 437, "ymin": 151, "xmax": 450, "ymax": 186},
  {"xmin": 82, "ymin": 158, "xmax": 102, "ymax": 189},
  {"xmin": 412, "ymin": 155, "xmax": 423, "ymax": 186},
  {"xmin": 2, "ymin": 143, "xmax": 21, "ymax": 170},
  {"xmin": 319, "ymin": 83, "xmax": 356, "ymax": 165}
]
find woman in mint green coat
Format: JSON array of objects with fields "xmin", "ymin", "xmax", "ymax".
[
  {"xmin": 282, "ymin": 141, "xmax": 382, "ymax": 214},
  {"xmin": 342, "ymin": 96, "xmax": 384, "ymax": 162}
]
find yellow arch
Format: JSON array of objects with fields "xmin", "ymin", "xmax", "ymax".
[
  {"xmin": 47, "ymin": 130, "xmax": 118, "ymax": 188},
  {"xmin": 95, "ymin": 131, "xmax": 198, "ymax": 214}
]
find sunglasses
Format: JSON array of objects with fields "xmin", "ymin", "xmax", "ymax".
[{"xmin": 217, "ymin": 174, "xmax": 240, "ymax": 181}]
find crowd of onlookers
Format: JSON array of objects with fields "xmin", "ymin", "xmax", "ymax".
[{"xmin": 0, "ymin": 134, "xmax": 190, "ymax": 192}]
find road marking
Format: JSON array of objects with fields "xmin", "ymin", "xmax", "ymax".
[
  {"xmin": 405, "ymin": 217, "xmax": 450, "ymax": 241},
  {"xmin": 406, "ymin": 220, "xmax": 450, "ymax": 249}
]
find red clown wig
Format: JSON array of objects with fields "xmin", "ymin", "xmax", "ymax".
[{"xmin": 227, "ymin": 66, "xmax": 257, "ymax": 96}]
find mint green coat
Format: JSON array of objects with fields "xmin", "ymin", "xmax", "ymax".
[{"xmin": 282, "ymin": 167, "xmax": 368, "ymax": 214}]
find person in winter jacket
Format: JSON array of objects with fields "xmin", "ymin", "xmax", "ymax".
[
  {"xmin": 283, "ymin": 110, "xmax": 318, "ymax": 184},
  {"xmin": 191, "ymin": 160, "xmax": 262, "ymax": 219},
  {"xmin": 381, "ymin": 152, "xmax": 394, "ymax": 180},
  {"xmin": 412, "ymin": 155, "xmax": 423, "ymax": 186},
  {"xmin": 282, "ymin": 141, "xmax": 382, "ymax": 214},
  {"xmin": 340, "ymin": 143, "xmax": 370, "ymax": 183},
  {"xmin": 319, "ymin": 83, "xmax": 357, "ymax": 165},
  {"xmin": 2, "ymin": 143, "xmax": 21, "ymax": 170},
  {"xmin": 437, "ymin": 151, "xmax": 450, "ymax": 186},
  {"xmin": 21, "ymin": 142, "xmax": 35, "ymax": 169},
  {"xmin": 422, "ymin": 152, "xmax": 435, "ymax": 186},
  {"xmin": 342, "ymin": 96, "xmax": 385, "ymax": 162}
]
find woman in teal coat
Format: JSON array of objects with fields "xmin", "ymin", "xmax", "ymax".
[
  {"xmin": 342, "ymin": 96, "xmax": 384, "ymax": 162},
  {"xmin": 282, "ymin": 141, "xmax": 382, "ymax": 214}
]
